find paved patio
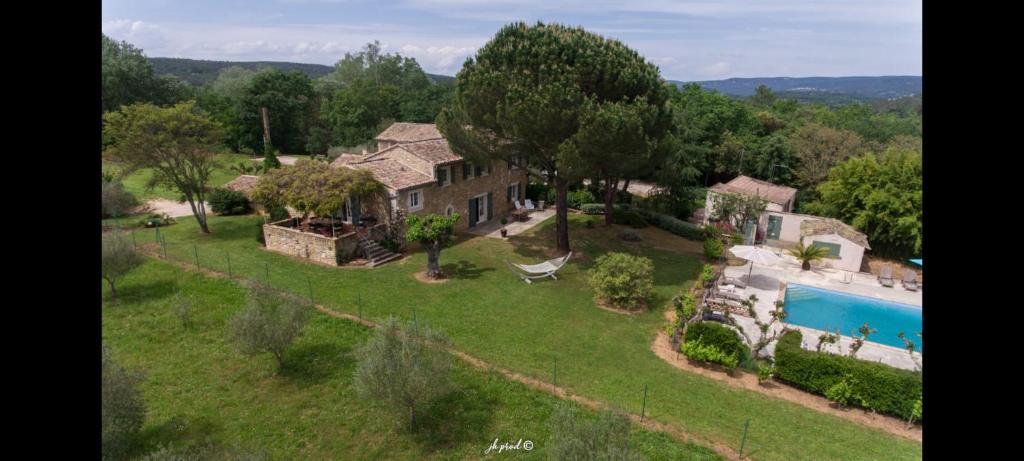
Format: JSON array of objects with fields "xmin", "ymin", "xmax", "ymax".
[
  {"xmin": 467, "ymin": 207, "xmax": 556, "ymax": 238},
  {"xmin": 721, "ymin": 259, "xmax": 923, "ymax": 371}
]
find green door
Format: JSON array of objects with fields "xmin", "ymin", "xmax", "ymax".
[
  {"xmin": 743, "ymin": 219, "xmax": 757, "ymax": 245},
  {"xmin": 766, "ymin": 215, "xmax": 782, "ymax": 240}
]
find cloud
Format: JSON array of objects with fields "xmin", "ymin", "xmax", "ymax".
[{"xmin": 699, "ymin": 61, "xmax": 732, "ymax": 78}]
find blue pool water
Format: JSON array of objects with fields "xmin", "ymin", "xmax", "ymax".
[{"xmin": 784, "ymin": 284, "xmax": 923, "ymax": 351}]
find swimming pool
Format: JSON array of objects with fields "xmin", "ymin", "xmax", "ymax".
[{"xmin": 783, "ymin": 284, "xmax": 923, "ymax": 351}]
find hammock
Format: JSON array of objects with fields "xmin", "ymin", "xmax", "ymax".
[{"xmin": 506, "ymin": 252, "xmax": 572, "ymax": 284}]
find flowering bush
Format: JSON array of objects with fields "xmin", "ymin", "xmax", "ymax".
[{"xmin": 588, "ymin": 252, "xmax": 654, "ymax": 309}]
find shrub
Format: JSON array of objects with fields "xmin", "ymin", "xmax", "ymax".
[
  {"xmin": 636, "ymin": 209, "xmax": 705, "ymax": 240},
  {"xmin": 681, "ymin": 339, "xmax": 739, "ymax": 368},
  {"xmin": 101, "ymin": 180, "xmax": 139, "ymax": 218},
  {"xmin": 757, "ymin": 364, "xmax": 775, "ymax": 383},
  {"xmin": 774, "ymin": 330, "xmax": 922, "ymax": 420},
  {"xmin": 567, "ymin": 189, "xmax": 596, "ymax": 209},
  {"xmin": 683, "ymin": 322, "xmax": 750, "ymax": 366},
  {"xmin": 619, "ymin": 229, "xmax": 641, "ymax": 242},
  {"xmin": 588, "ymin": 252, "xmax": 654, "ymax": 309},
  {"xmin": 825, "ymin": 375, "xmax": 858, "ymax": 407},
  {"xmin": 209, "ymin": 188, "xmax": 251, "ymax": 215},
  {"xmin": 268, "ymin": 206, "xmax": 290, "ymax": 221},
  {"xmin": 699, "ymin": 264, "xmax": 717, "ymax": 287},
  {"xmin": 138, "ymin": 213, "xmax": 175, "ymax": 228},
  {"xmin": 227, "ymin": 283, "xmax": 309, "ymax": 372},
  {"xmin": 548, "ymin": 403, "xmax": 640, "ymax": 461},
  {"xmin": 580, "ymin": 203, "xmax": 605, "ymax": 214},
  {"xmin": 612, "ymin": 207, "xmax": 648, "ymax": 228},
  {"xmin": 673, "ymin": 293, "xmax": 697, "ymax": 323},
  {"xmin": 102, "ymin": 346, "xmax": 146, "ymax": 460},
  {"xmin": 102, "ymin": 232, "xmax": 145, "ymax": 299},
  {"xmin": 353, "ymin": 317, "xmax": 452, "ymax": 430},
  {"xmin": 703, "ymin": 237, "xmax": 724, "ymax": 259},
  {"xmin": 262, "ymin": 146, "xmax": 281, "ymax": 170}
]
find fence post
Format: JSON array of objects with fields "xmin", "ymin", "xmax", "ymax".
[
  {"xmin": 193, "ymin": 244, "xmax": 199, "ymax": 270},
  {"xmin": 307, "ymin": 275, "xmax": 315, "ymax": 305},
  {"xmin": 155, "ymin": 222, "xmax": 161, "ymax": 243},
  {"xmin": 161, "ymin": 236, "xmax": 167, "ymax": 259},
  {"xmin": 739, "ymin": 418, "xmax": 750, "ymax": 459},
  {"xmin": 226, "ymin": 252, "xmax": 232, "ymax": 278},
  {"xmin": 553, "ymin": 357, "xmax": 557, "ymax": 388},
  {"xmin": 131, "ymin": 230, "xmax": 137, "ymax": 249},
  {"xmin": 641, "ymin": 384, "xmax": 649, "ymax": 422}
]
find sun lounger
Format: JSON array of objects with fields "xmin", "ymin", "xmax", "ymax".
[
  {"xmin": 525, "ymin": 199, "xmax": 537, "ymax": 211},
  {"xmin": 878, "ymin": 265, "xmax": 895, "ymax": 287},
  {"xmin": 513, "ymin": 200, "xmax": 524, "ymax": 210},
  {"xmin": 506, "ymin": 252, "xmax": 572, "ymax": 284},
  {"xmin": 720, "ymin": 276, "xmax": 747, "ymax": 289},
  {"xmin": 902, "ymin": 270, "xmax": 919, "ymax": 291}
]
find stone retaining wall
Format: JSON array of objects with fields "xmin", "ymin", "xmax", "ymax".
[{"xmin": 263, "ymin": 219, "xmax": 360, "ymax": 266}]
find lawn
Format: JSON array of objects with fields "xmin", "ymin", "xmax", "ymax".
[
  {"xmin": 103, "ymin": 260, "xmax": 720, "ymax": 460},
  {"xmin": 122, "ymin": 213, "xmax": 923, "ymax": 461},
  {"xmin": 103, "ymin": 153, "xmax": 257, "ymax": 201}
]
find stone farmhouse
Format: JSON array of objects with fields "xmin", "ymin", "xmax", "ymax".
[{"xmin": 332, "ymin": 122, "xmax": 529, "ymax": 232}]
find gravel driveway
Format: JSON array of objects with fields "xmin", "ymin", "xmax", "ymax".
[{"xmin": 133, "ymin": 199, "xmax": 210, "ymax": 218}]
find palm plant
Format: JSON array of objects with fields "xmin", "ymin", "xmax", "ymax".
[{"xmin": 787, "ymin": 242, "xmax": 830, "ymax": 270}]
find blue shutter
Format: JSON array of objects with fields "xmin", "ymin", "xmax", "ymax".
[{"xmin": 468, "ymin": 198, "xmax": 478, "ymax": 227}]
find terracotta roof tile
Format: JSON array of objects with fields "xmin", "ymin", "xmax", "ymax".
[
  {"xmin": 375, "ymin": 122, "xmax": 443, "ymax": 143},
  {"xmin": 337, "ymin": 151, "xmax": 434, "ymax": 191},
  {"xmin": 223, "ymin": 175, "xmax": 259, "ymax": 195},
  {"xmin": 800, "ymin": 218, "xmax": 871, "ymax": 249},
  {"xmin": 708, "ymin": 175, "xmax": 797, "ymax": 206}
]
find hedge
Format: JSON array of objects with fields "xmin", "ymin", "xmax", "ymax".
[
  {"xmin": 774, "ymin": 330, "xmax": 922, "ymax": 420},
  {"xmin": 683, "ymin": 322, "xmax": 750, "ymax": 366},
  {"xmin": 635, "ymin": 209, "xmax": 705, "ymax": 241}
]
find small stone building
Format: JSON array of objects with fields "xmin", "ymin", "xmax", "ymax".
[{"xmin": 332, "ymin": 123, "xmax": 529, "ymax": 232}]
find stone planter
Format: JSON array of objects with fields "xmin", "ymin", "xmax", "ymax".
[
  {"xmin": 537, "ymin": 200, "xmax": 545, "ymax": 210},
  {"xmin": 500, "ymin": 228, "xmax": 508, "ymax": 238}
]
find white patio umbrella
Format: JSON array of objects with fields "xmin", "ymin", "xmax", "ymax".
[{"xmin": 728, "ymin": 245, "xmax": 781, "ymax": 281}]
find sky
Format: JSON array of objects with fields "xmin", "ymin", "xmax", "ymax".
[{"xmin": 101, "ymin": 0, "xmax": 922, "ymax": 82}]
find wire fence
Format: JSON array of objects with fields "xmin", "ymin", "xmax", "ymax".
[{"xmin": 116, "ymin": 224, "xmax": 760, "ymax": 460}]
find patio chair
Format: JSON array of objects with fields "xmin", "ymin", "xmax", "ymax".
[
  {"xmin": 524, "ymin": 199, "xmax": 537, "ymax": 212},
  {"xmin": 506, "ymin": 252, "xmax": 572, "ymax": 284},
  {"xmin": 513, "ymin": 200, "xmax": 524, "ymax": 210},
  {"xmin": 902, "ymin": 270, "xmax": 919, "ymax": 291},
  {"xmin": 878, "ymin": 265, "xmax": 895, "ymax": 287}
]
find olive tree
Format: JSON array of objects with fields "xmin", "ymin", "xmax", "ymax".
[
  {"xmin": 352, "ymin": 317, "xmax": 453, "ymax": 430},
  {"xmin": 547, "ymin": 402, "xmax": 640, "ymax": 460},
  {"xmin": 103, "ymin": 101, "xmax": 224, "ymax": 233},
  {"xmin": 439, "ymin": 22, "xmax": 670, "ymax": 252},
  {"xmin": 102, "ymin": 232, "xmax": 145, "ymax": 299},
  {"xmin": 405, "ymin": 213, "xmax": 460, "ymax": 279},
  {"xmin": 227, "ymin": 283, "xmax": 309, "ymax": 372},
  {"xmin": 102, "ymin": 346, "xmax": 146, "ymax": 460}
]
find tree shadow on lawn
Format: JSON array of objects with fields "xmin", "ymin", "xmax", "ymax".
[
  {"xmin": 441, "ymin": 260, "xmax": 495, "ymax": 280},
  {"xmin": 280, "ymin": 341, "xmax": 356, "ymax": 387},
  {"xmin": 132, "ymin": 414, "xmax": 224, "ymax": 459},
  {"xmin": 411, "ymin": 384, "xmax": 499, "ymax": 451},
  {"xmin": 107, "ymin": 279, "xmax": 179, "ymax": 306}
]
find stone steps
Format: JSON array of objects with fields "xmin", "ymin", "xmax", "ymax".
[{"xmin": 358, "ymin": 237, "xmax": 400, "ymax": 268}]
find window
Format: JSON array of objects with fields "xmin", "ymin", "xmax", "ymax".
[
  {"xmin": 407, "ymin": 189, "xmax": 423, "ymax": 211},
  {"xmin": 811, "ymin": 241, "xmax": 841, "ymax": 258},
  {"xmin": 474, "ymin": 163, "xmax": 483, "ymax": 177},
  {"xmin": 436, "ymin": 165, "xmax": 451, "ymax": 186}
]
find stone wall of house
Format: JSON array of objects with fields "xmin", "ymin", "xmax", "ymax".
[
  {"xmin": 263, "ymin": 221, "xmax": 360, "ymax": 266},
  {"xmin": 396, "ymin": 159, "xmax": 529, "ymax": 232}
]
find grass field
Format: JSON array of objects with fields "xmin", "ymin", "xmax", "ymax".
[
  {"xmin": 117, "ymin": 213, "xmax": 923, "ymax": 460},
  {"xmin": 103, "ymin": 260, "xmax": 721, "ymax": 460},
  {"xmin": 103, "ymin": 153, "xmax": 256, "ymax": 201}
]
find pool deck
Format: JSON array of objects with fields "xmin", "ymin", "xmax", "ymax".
[{"xmin": 723, "ymin": 260, "xmax": 923, "ymax": 371}]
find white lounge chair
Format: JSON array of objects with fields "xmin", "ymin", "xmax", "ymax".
[
  {"xmin": 513, "ymin": 200, "xmax": 524, "ymax": 210},
  {"xmin": 506, "ymin": 252, "xmax": 572, "ymax": 284},
  {"xmin": 524, "ymin": 199, "xmax": 537, "ymax": 211}
]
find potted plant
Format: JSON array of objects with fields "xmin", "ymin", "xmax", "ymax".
[
  {"xmin": 500, "ymin": 218, "xmax": 509, "ymax": 237},
  {"xmin": 787, "ymin": 242, "xmax": 830, "ymax": 270}
]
